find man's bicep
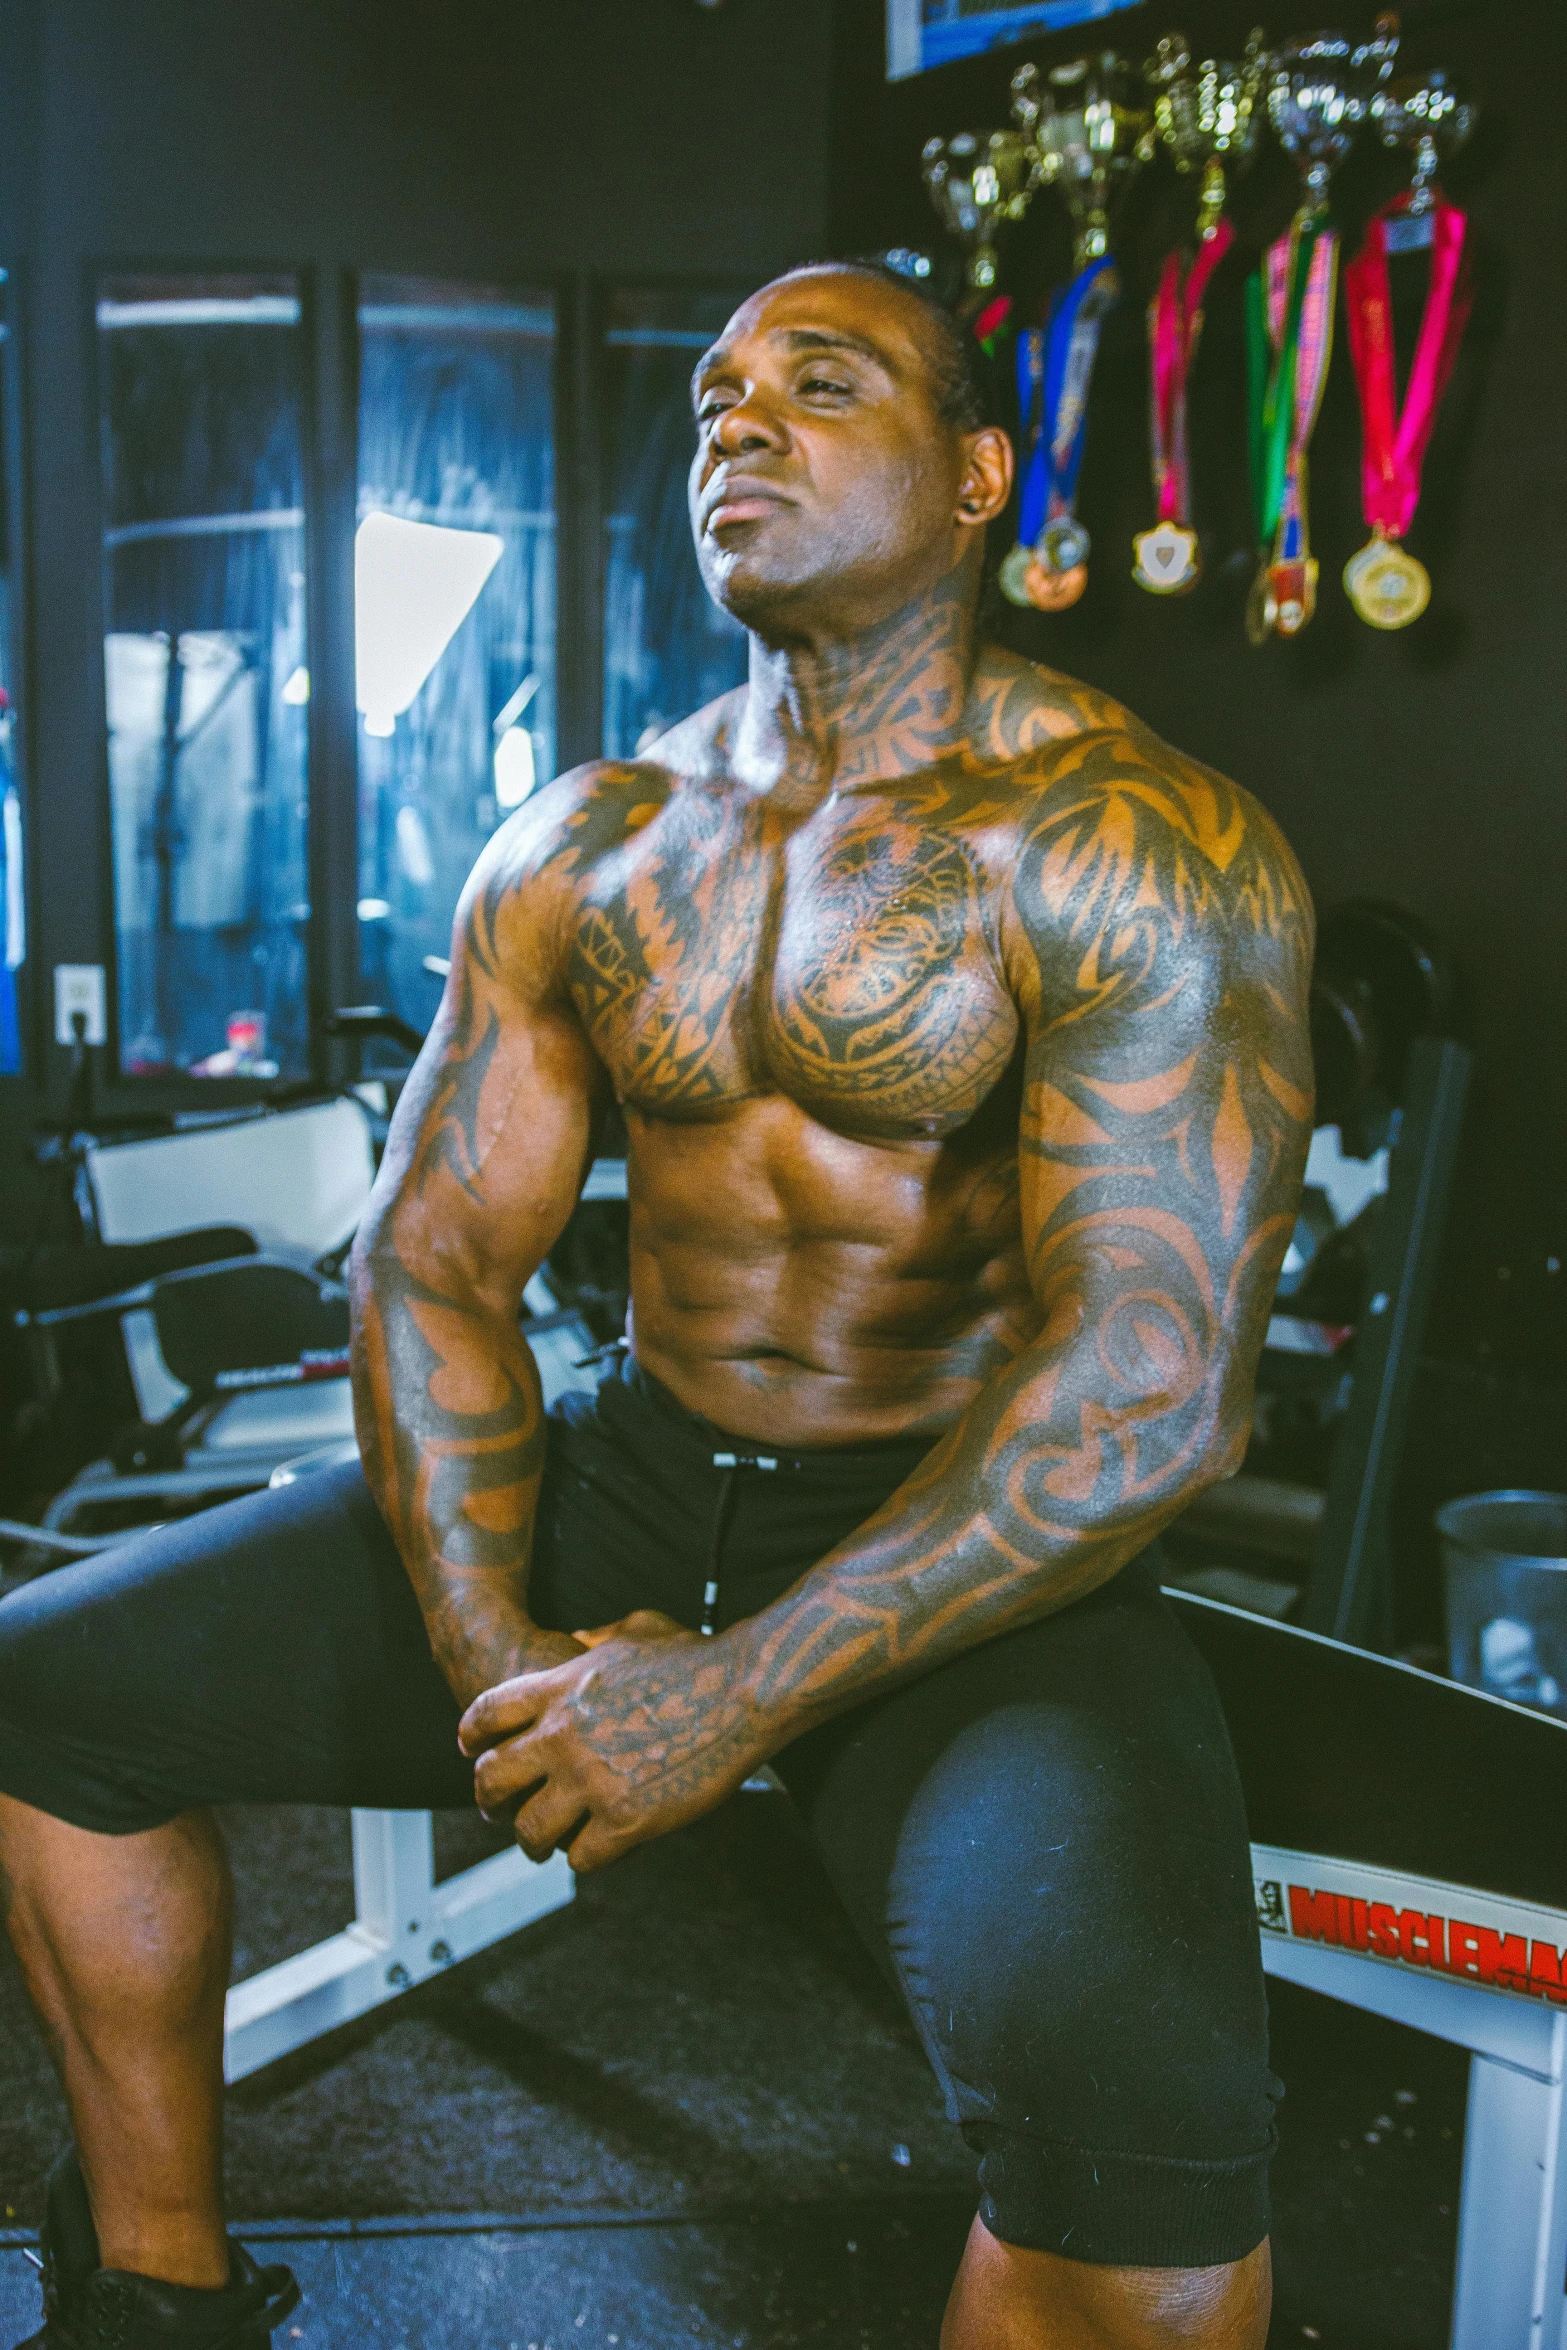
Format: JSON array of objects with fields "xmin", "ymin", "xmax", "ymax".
[
  {"xmin": 1009, "ymin": 747, "xmax": 1314, "ymax": 1400},
  {"xmin": 363, "ymin": 875, "xmax": 608, "ymax": 1312}
]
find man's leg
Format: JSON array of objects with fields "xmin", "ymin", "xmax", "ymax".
[
  {"xmin": 941, "ymin": 2220, "xmax": 1270, "ymax": 2348},
  {"xmin": 0, "ymin": 1462, "xmax": 474, "ymax": 2295},
  {"xmin": 774, "ymin": 1555, "xmax": 1278, "ymax": 2350},
  {"xmin": 0, "ymin": 1803, "xmax": 231, "ymax": 2287}
]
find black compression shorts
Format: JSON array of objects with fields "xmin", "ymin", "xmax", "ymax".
[{"xmin": 0, "ymin": 1354, "xmax": 1279, "ymax": 2268}]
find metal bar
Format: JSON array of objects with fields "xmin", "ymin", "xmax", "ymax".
[
  {"xmin": 0, "ymin": 1517, "xmax": 109, "ymax": 1556},
  {"xmin": 350, "ymin": 1808, "xmax": 435, "ymax": 1948},
  {"xmin": 1304, "ymin": 1038, "xmax": 1473, "ymax": 1645},
  {"xmin": 222, "ymin": 1824, "xmax": 572, "ymax": 2084},
  {"xmin": 555, "ymin": 276, "xmax": 602, "ymax": 772},
  {"xmin": 1259, "ymin": 1917, "xmax": 1567, "ymax": 2347},
  {"xmin": 1261, "ymin": 1933, "xmax": 1566, "ymax": 2077},
  {"xmin": 103, "ymin": 509, "xmax": 305, "ymax": 550},
  {"xmin": 1450, "ymin": 2019, "xmax": 1567, "ymax": 2350}
]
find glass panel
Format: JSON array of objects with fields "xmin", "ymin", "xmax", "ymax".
[
  {"xmin": 97, "ymin": 273, "xmax": 310, "ymax": 1079},
  {"xmin": 602, "ymin": 286, "xmax": 749, "ymax": 761},
  {"xmin": 0, "ymin": 271, "xmax": 24, "ymax": 1076},
  {"xmin": 355, "ymin": 276, "xmax": 556, "ymax": 1039}
]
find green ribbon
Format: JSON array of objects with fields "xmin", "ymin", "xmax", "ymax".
[{"xmin": 1247, "ymin": 219, "xmax": 1321, "ymax": 546}]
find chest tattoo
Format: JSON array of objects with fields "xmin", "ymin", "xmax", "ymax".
[
  {"xmin": 770, "ymin": 821, "xmax": 1016, "ymax": 1130},
  {"xmin": 567, "ymin": 789, "xmax": 1016, "ymax": 1135}
]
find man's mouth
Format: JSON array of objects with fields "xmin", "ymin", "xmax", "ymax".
[{"xmin": 703, "ymin": 478, "xmax": 792, "ymax": 533}]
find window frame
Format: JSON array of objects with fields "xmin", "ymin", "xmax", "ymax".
[
  {"xmin": 40, "ymin": 264, "xmax": 755, "ymax": 1116},
  {"xmin": 0, "ymin": 258, "xmax": 36, "ymax": 1083}
]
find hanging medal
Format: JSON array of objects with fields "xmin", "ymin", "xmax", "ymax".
[
  {"xmin": 1137, "ymin": 30, "xmax": 1267, "ymax": 595},
  {"xmin": 999, "ymin": 256, "xmax": 1119, "ymax": 614},
  {"xmin": 1341, "ymin": 193, "xmax": 1471, "ymax": 629},
  {"xmin": 1244, "ymin": 217, "xmax": 1339, "ymax": 643},
  {"xmin": 1133, "ymin": 221, "xmax": 1232, "ymax": 594}
]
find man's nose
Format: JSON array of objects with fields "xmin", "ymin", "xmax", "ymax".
[{"xmin": 712, "ymin": 392, "xmax": 786, "ymax": 456}]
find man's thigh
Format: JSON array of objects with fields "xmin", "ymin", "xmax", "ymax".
[
  {"xmin": 772, "ymin": 1557, "xmax": 1279, "ymax": 2272},
  {"xmin": 0, "ymin": 1461, "xmax": 472, "ymax": 1831},
  {"xmin": 0, "ymin": 1374, "xmax": 705, "ymax": 1838}
]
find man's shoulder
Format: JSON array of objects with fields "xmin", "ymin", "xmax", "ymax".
[
  {"xmin": 483, "ymin": 691, "xmax": 745, "ymax": 877},
  {"xmin": 975, "ymin": 651, "xmax": 1304, "ymax": 902},
  {"xmin": 970, "ymin": 658, "xmax": 1311, "ymax": 993}
]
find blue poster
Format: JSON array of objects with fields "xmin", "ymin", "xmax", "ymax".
[{"xmin": 887, "ymin": 0, "xmax": 1144, "ymax": 79}]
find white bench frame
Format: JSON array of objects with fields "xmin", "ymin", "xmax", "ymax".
[
  {"xmin": 223, "ymin": 1812, "xmax": 572, "ymax": 2082},
  {"xmin": 1256, "ymin": 1841, "xmax": 1567, "ymax": 2349}
]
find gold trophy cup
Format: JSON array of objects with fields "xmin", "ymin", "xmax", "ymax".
[
  {"xmin": 1145, "ymin": 27, "xmax": 1270, "ymax": 239},
  {"xmin": 1010, "ymin": 51, "xmax": 1156, "ymax": 269},
  {"xmin": 1267, "ymin": 13, "xmax": 1400, "ymax": 213},
  {"xmin": 921, "ymin": 129, "xmax": 1034, "ymax": 294},
  {"xmin": 1372, "ymin": 67, "xmax": 1475, "ymax": 211}
]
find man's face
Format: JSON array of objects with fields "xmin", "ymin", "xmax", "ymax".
[{"xmin": 688, "ymin": 269, "xmax": 981, "ymax": 642}]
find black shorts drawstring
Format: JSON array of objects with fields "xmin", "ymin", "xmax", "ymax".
[{"xmin": 702, "ymin": 1449, "xmax": 789, "ymax": 1635}]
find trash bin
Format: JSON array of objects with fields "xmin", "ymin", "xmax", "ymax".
[{"xmin": 1438, "ymin": 1490, "xmax": 1567, "ymax": 1719}]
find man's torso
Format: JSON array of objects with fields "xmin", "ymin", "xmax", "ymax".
[{"xmin": 517, "ymin": 651, "xmax": 1194, "ymax": 1446}]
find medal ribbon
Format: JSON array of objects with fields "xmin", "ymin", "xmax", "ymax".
[
  {"xmin": 1344, "ymin": 195, "xmax": 1471, "ymax": 543},
  {"xmin": 1246, "ymin": 218, "xmax": 1338, "ymax": 562},
  {"xmin": 1149, "ymin": 220, "xmax": 1234, "ymax": 526},
  {"xmin": 1017, "ymin": 256, "xmax": 1119, "ymax": 548}
]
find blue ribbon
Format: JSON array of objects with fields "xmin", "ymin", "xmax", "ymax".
[{"xmin": 1016, "ymin": 256, "xmax": 1118, "ymax": 550}]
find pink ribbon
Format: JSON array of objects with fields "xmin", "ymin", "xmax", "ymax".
[
  {"xmin": 1149, "ymin": 219, "xmax": 1234, "ymax": 525},
  {"xmin": 1345, "ymin": 195, "xmax": 1472, "ymax": 543}
]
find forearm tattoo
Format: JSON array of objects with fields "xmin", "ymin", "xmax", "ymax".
[
  {"xmin": 350, "ymin": 886, "xmax": 552, "ymax": 1699},
  {"xmin": 720, "ymin": 722, "xmax": 1314, "ymax": 1745}
]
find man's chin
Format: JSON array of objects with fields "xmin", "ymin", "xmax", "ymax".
[{"xmin": 699, "ymin": 545, "xmax": 818, "ymax": 638}]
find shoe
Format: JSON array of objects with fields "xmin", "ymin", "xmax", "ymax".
[{"xmin": 12, "ymin": 2151, "xmax": 300, "ymax": 2349}]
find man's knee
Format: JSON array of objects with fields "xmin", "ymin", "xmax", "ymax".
[{"xmin": 943, "ymin": 2217, "xmax": 1271, "ymax": 2350}]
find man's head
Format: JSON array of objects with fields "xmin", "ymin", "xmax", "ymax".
[{"xmin": 688, "ymin": 263, "xmax": 1013, "ymax": 645}]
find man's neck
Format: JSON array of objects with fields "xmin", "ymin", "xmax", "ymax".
[{"xmin": 732, "ymin": 565, "xmax": 981, "ymax": 806}]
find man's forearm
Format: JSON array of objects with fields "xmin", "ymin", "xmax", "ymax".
[
  {"xmin": 722, "ymin": 1329, "xmax": 1240, "ymax": 1751},
  {"xmin": 350, "ymin": 1247, "xmax": 562, "ymax": 1705}
]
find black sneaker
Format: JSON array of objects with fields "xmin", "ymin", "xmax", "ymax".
[{"xmin": 12, "ymin": 2151, "xmax": 300, "ymax": 2349}]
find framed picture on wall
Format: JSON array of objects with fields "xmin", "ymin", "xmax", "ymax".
[{"xmin": 886, "ymin": 0, "xmax": 1145, "ymax": 78}]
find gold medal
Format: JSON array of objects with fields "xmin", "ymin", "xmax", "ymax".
[
  {"xmin": 1268, "ymin": 556, "xmax": 1318, "ymax": 637},
  {"xmin": 999, "ymin": 542, "xmax": 1038, "ymax": 608},
  {"xmin": 1343, "ymin": 533, "xmax": 1431, "ymax": 629},
  {"xmin": 1244, "ymin": 561, "xmax": 1276, "ymax": 646},
  {"xmin": 1132, "ymin": 521, "xmax": 1201, "ymax": 595}
]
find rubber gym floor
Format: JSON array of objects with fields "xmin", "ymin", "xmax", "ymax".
[{"xmin": 0, "ymin": 1787, "xmax": 1466, "ymax": 2348}]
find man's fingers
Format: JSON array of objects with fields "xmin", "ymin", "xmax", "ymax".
[
  {"xmin": 571, "ymin": 1609, "xmax": 689, "ymax": 1649},
  {"xmin": 473, "ymin": 1729, "xmax": 555, "ymax": 1814},
  {"xmin": 512, "ymin": 1783, "xmax": 592, "ymax": 1865},
  {"xmin": 458, "ymin": 1669, "xmax": 559, "ymax": 1756},
  {"xmin": 565, "ymin": 1813, "xmax": 641, "ymax": 1875}
]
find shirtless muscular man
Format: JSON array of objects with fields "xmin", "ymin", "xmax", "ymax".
[{"xmin": 0, "ymin": 263, "xmax": 1312, "ymax": 2349}]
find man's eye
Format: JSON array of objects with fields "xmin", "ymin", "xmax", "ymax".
[{"xmin": 799, "ymin": 375, "xmax": 851, "ymax": 398}]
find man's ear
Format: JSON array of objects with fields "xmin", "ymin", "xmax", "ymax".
[{"xmin": 955, "ymin": 425, "xmax": 1014, "ymax": 531}]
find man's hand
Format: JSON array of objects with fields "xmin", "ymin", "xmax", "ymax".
[
  {"xmin": 456, "ymin": 1611, "xmax": 767, "ymax": 1873},
  {"xmin": 449, "ymin": 1621, "xmax": 587, "ymax": 1715}
]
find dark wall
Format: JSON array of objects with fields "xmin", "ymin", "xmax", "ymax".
[
  {"xmin": 829, "ymin": 0, "xmax": 1566, "ymax": 1393},
  {"xmin": 0, "ymin": 0, "xmax": 834, "ymax": 1210}
]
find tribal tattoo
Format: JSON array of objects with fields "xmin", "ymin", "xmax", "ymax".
[
  {"xmin": 436, "ymin": 611, "xmax": 1313, "ymax": 1871},
  {"xmin": 349, "ymin": 822, "xmax": 612, "ymax": 1705}
]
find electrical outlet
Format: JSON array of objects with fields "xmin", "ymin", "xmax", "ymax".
[{"xmin": 54, "ymin": 963, "xmax": 107, "ymax": 1047}]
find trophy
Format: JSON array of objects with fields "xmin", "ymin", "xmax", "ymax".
[
  {"xmin": 921, "ymin": 129, "xmax": 1034, "ymax": 294},
  {"xmin": 1145, "ymin": 27, "xmax": 1270, "ymax": 240},
  {"xmin": 1010, "ymin": 52, "xmax": 1156, "ymax": 269},
  {"xmin": 1266, "ymin": 12, "xmax": 1400, "ymax": 214},
  {"xmin": 1373, "ymin": 67, "xmax": 1475, "ymax": 213}
]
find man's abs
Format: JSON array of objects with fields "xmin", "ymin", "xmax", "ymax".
[{"xmin": 621, "ymin": 1093, "xmax": 1039, "ymax": 1447}]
